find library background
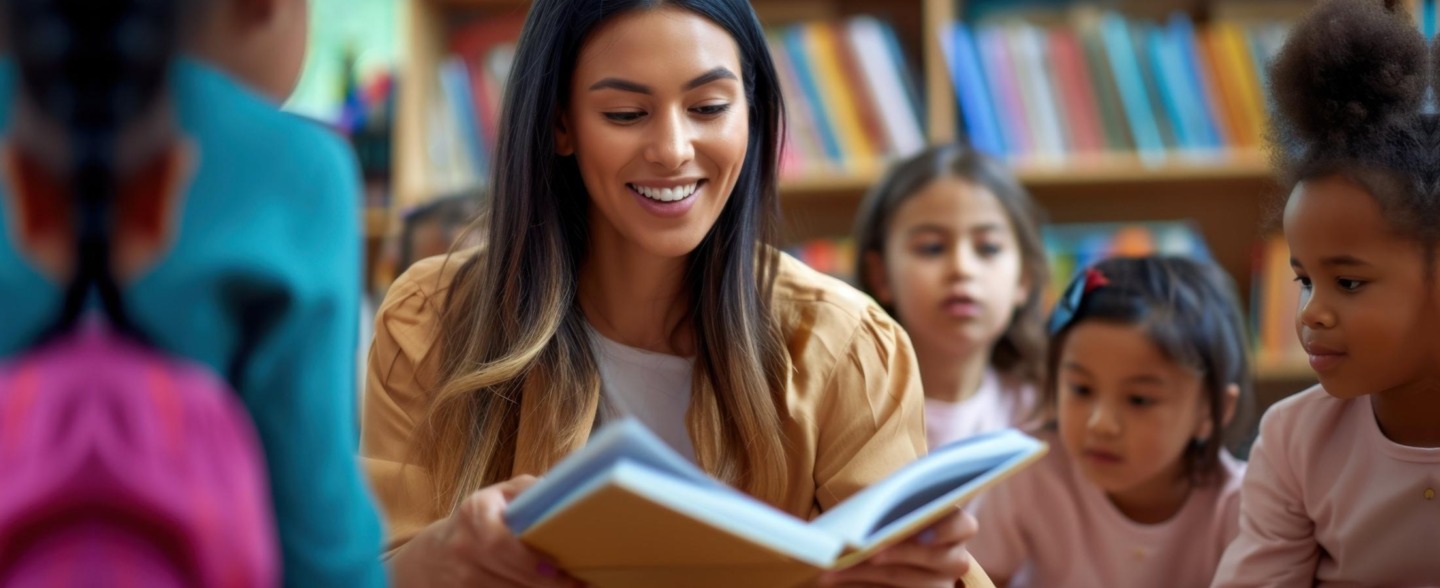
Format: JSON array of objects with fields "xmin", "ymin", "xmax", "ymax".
[{"xmin": 302, "ymin": 0, "xmax": 1433, "ymax": 421}]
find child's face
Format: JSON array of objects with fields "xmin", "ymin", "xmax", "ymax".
[
  {"xmin": 1284, "ymin": 175, "xmax": 1434, "ymax": 399},
  {"xmin": 556, "ymin": 6, "xmax": 749, "ymax": 261},
  {"xmin": 1057, "ymin": 321, "xmax": 1213, "ymax": 502},
  {"xmin": 870, "ymin": 178, "xmax": 1028, "ymax": 361}
]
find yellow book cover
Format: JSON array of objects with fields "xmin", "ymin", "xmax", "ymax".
[
  {"xmin": 804, "ymin": 22, "xmax": 877, "ymax": 172},
  {"xmin": 506, "ymin": 420, "xmax": 1047, "ymax": 588},
  {"xmin": 1212, "ymin": 22, "xmax": 1266, "ymax": 147}
]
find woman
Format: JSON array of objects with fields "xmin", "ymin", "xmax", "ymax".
[{"xmin": 363, "ymin": 1, "xmax": 977, "ymax": 585}]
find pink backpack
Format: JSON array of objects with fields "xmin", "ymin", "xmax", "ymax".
[{"xmin": 0, "ymin": 321, "xmax": 279, "ymax": 587}]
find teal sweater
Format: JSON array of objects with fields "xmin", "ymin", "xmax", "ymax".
[{"xmin": 0, "ymin": 59, "xmax": 386, "ymax": 586}]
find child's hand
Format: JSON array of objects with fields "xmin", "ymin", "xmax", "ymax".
[
  {"xmin": 817, "ymin": 508, "xmax": 980, "ymax": 588},
  {"xmin": 388, "ymin": 475, "xmax": 585, "ymax": 587}
]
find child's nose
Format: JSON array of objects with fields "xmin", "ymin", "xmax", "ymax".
[
  {"xmin": 1087, "ymin": 403, "xmax": 1122, "ymax": 437},
  {"xmin": 1297, "ymin": 290, "xmax": 1336, "ymax": 329}
]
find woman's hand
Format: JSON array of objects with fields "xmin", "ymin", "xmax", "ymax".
[
  {"xmin": 817, "ymin": 508, "xmax": 981, "ymax": 588},
  {"xmin": 388, "ymin": 475, "xmax": 584, "ymax": 587}
]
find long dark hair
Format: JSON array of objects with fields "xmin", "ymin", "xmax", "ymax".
[
  {"xmin": 416, "ymin": 0, "xmax": 791, "ymax": 509},
  {"xmin": 4, "ymin": 0, "xmax": 185, "ymax": 341},
  {"xmin": 1044, "ymin": 256, "xmax": 1251, "ymax": 486},
  {"xmin": 854, "ymin": 143, "xmax": 1050, "ymax": 386}
]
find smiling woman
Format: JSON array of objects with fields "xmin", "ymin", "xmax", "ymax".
[{"xmin": 360, "ymin": 0, "xmax": 981, "ymax": 586}]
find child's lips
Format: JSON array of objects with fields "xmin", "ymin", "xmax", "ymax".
[
  {"xmin": 1303, "ymin": 341, "xmax": 1347, "ymax": 372},
  {"xmin": 1083, "ymin": 449, "xmax": 1124, "ymax": 465},
  {"xmin": 941, "ymin": 296, "xmax": 981, "ymax": 319}
]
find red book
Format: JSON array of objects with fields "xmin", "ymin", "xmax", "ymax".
[
  {"xmin": 1048, "ymin": 28, "xmax": 1105, "ymax": 154},
  {"xmin": 450, "ymin": 16, "xmax": 526, "ymax": 150}
]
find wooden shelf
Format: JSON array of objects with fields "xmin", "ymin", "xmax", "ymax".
[
  {"xmin": 1012, "ymin": 151, "xmax": 1272, "ymax": 186},
  {"xmin": 779, "ymin": 170, "xmax": 883, "ymax": 195}
]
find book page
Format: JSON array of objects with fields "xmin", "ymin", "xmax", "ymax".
[{"xmin": 809, "ymin": 429, "xmax": 1047, "ymax": 553}]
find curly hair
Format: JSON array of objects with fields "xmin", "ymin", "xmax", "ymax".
[{"xmin": 1268, "ymin": 0, "xmax": 1440, "ymax": 245}]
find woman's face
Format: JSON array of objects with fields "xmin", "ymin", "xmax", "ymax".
[{"xmin": 557, "ymin": 6, "xmax": 750, "ymax": 261}]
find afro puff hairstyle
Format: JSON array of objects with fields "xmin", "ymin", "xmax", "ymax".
[{"xmin": 1269, "ymin": 0, "xmax": 1440, "ymax": 245}]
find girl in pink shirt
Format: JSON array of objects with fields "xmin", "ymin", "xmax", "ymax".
[
  {"xmin": 855, "ymin": 144, "xmax": 1048, "ymax": 450},
  {"xmin": 972, "ymin": 256, "xmax": 1249, "ymax": 587},
  {"xmin": 1212, "ymin": 1, "xmax": 1440, "ymax": 585}
]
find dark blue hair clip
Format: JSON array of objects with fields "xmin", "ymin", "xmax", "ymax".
[{"xmin": 1048, "ymin": 267, "xmax": 1109, "ymax": 334}]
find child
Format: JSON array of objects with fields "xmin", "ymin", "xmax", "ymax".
[
  {"xmin": 855, "ymin": 143, "xmax": 1049, "ymax": 448},
  {"xmin": 970, "ymin": 256, "xmax": 1248, "ymax": 588},
  {"xmin": 0, "ymin": 0, "xmax": 386, "ymax": 585},
  {"xmin": 1212, "ymin": 1, "xmax": 1440, "ymax": 584}
]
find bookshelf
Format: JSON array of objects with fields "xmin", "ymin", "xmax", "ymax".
[{"xmin": 388, "ymin": 0, "xmax": 1315, "ymax": 387}]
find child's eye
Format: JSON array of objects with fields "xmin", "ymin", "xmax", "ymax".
[
  {"xmin": 1068, "ymin": 384, "xmax": 1092, "ymax": 398},
  {"xmin": 1336, "ymin": 278, "xmax": 1365, "ymax": 292},
  {"xmin": 1293, "ymin": 275, "xmax": 1312, "ymax": 290},
  {"xmin": 603, "ymin": 111, "xmax": 646, "ymax": 123},
  {"xmin": 1127, "ymin": 395, "xmax": 1157, "ymax": 408},
  {"xmin": 911, "ymin": 242, "xmax": 945, "ymax": 257},
  {"xmin": 691, "ymin": 103, "xmax": 731, "ymax": 116},
  {"xmin": 976, "ymin": 242, "xmax": 1002, "ymax": 257}
]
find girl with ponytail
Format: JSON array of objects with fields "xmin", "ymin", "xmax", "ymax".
[
  {"xmin": 0, "ymin": 0, "xmax": 386, "ymax": 585},
  {"xmin": 1213, "ymin": 1, "xmax": 1440, "ymax": 584}
]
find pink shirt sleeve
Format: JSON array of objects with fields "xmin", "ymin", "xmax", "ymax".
[
  {"xmin": 1211, "ymin": 407, "xmax": 1319, "ymax": 587},
  {"xmin": 969, "ymin": 472, "xmax": 1032, "ymax": 583}
]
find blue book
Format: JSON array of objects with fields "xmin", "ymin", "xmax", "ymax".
[
  {"xmin": 1100, "ymin": 13, "xmax": 1165, "ymax": 162},
  {"xmin": 783, "ymin": 26, "xmax": 844, "ymax": 166},
  {"xmin": 945, "ymin": 22, "xmax": 1006, "ymax": 157},
  {"xmin": 437, "ymin": 57, "xmax": 488, "ymax": 181},
  {"xmin": 505, "ymin": 419, "xmax": 1047, "ymax": 587},
  {"xmin": 1168, "ymin": 13, "xmax": 1223, "ymax": 149}
]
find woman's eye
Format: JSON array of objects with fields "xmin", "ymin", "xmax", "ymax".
[
  {"xmin": 691, "ymin": 103, "xmax": 730, "ymax": 116},
  {"xmin": 603, "ymin": 111, "xmax": 645, "ymax": 123}
]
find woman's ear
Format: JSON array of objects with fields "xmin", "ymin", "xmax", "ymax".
[
  {"xmin": 554, "ymin": 111, "xmax": 575, "ymax": 156},
  {"xmin": 2, "ymin": 141, "xmax": 73, "ymax": 280}
]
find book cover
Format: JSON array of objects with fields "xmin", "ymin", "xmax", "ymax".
[
  {"xmin": 978, "ymin": 25, "xmax": 1034, "ymax": 159},
  {"xmin": 1196, "ymin": 24, "xmax": 1246, "ymax": 149},
  {"xmin": 805, "ymin": 22, "xmax": 878, "ymax": 170},
  {"xmin": 830, "ymin": 21, "xmax": 891, "ymax": 158},
  {"xmin": 1048, "ymin": 27, "xmax": 1105, "ymax": 155},
  {"xmin": 783, "ymin": 26, "xmax": 845, "ymax": 167},
  {"xmin": 874, "ymin": 17, "xmax": 927, "ymax": 149},
  {"xmin": 505, "ymin": 420, "xmax": 1046, "ymax": 588},
  {"xmin": 945, "ymin": 21, "xmax": 1007, "ymax": 157},
  {"xmin": 449, "ymin": 15, "xmax": 524, "ymax": 156},
  {"xmin": 768, "ymin": 32, "xmax": 828, "ymax": 175},
  {"xmin": 1075, "ymin": 13, "xmax": 1134, "ymax": 152},
  {"xmin": 1132, "ymin": 21, "xmax": 1179, "ymax": 152},
  {"xmin": 1099, "ymin": 12, "xmax": 1164, "ymax": 161}
]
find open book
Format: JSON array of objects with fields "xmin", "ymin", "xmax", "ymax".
[{"xmin": 505, "ymin": 419, "xmax": 1046, "ymax": 588}]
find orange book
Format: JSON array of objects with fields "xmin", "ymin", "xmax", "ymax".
[
  {"xmin": 506, "ymin": 420, "xmax": 1045, "ymax": 588},
  {"xmin": 1210, "ymin": 22, "xmax": 1266, "ymax": 147}
]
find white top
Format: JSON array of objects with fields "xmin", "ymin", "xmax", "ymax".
[
  {"xmin": 971, "ymin": 431, "xmax": 1245, "ymax": 588},
  {"xmin": 1212, "ymin": 386, "xmax": 1440, "ymax": 587},
  {"xmin": 589, "ymin": 326, "xmax": 696, "ymax": 462},
  {"xmin": 923, "ymin": 368, "xmax": 1037, "ymax": 450}
]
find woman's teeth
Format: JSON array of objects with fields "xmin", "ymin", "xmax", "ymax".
[{"xmin": 630, "ymin": 182, "xmax": 699, "ymax": 202}]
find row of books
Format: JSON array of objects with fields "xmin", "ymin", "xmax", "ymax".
[
  {"xmin": 769, "ymin": 17, "xmax": 927, "ymax": 178},
  {"xmin": 422, "ymin": 14, "xmax": 928, "ymax": 194},
  {"xmin": 943, "ymin": 10, "xmax": 1289, "ymax": 164}
]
